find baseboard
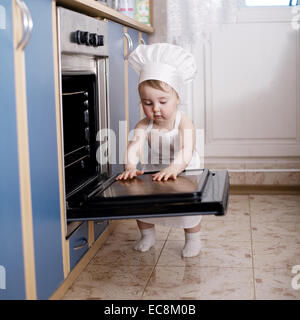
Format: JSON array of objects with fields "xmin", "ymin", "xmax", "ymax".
[
  {"xmin": 230, "ymin": 184, "xmax": 300, "ymax": 195},
  {"xmin": 227, "ymin": 170, "xmax": 300, "ymax": 186}
]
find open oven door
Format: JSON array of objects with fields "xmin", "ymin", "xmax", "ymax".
[{"xmin": 66, "ymin": 169, "xmax": 230, "ymax": 221}]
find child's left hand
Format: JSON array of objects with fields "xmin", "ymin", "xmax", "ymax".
[{"xmin": 152, "ymin": 166, "xmax": 180, "ymax": 181}]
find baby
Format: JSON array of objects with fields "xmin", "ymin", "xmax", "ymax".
[{"xmin": 116, "ymin": 43, "xmax": 202, "ymax": 257}]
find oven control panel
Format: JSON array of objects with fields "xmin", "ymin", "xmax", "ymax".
[{"xmin": 58, "ymin": 7, "xmax": 108, "ymax": 56}]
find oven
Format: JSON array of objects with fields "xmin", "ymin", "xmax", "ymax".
[
  {"xmin": 57, "ymin": 7, "xmax": 230, "ymax": 229},
  {"xmin": 57, "ymin": 7, "xmax": 109, "ymax": 234}
]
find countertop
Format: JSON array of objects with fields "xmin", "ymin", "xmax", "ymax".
[{"xmin": 56, "ymin": 0, "xmax": 154, "ymax": 33}]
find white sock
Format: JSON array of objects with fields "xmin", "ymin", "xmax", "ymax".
[
  {"xmin": 133, "ymin": 227, "xmax": 155, "ymax": 252},
  {"xmin": 182, "ymin": 231, "xmax": 202, "ymax": 258}
]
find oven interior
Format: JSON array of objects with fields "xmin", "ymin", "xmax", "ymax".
[{"xmin": 62, "ymin": 74, "xmax": 99, "ymax": 196}]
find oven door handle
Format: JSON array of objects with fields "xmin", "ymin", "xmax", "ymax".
[
  {"xmin": 15, "ymin": 0, "xmax": 33, "ymax": 50},
  {"xmin": 124, "ymin": 32, "xmax": 133, "ymax": 60}
]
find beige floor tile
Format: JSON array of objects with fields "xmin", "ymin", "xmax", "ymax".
[
  {"xmin": 251, "ymin": 221, "xmax": 300, "ymax": 244},
  {"xmin": 62, "ymin": 193, "xmax": 300, "ymax": 300},
  {"xmin": 142, "ymin": 266, "xmax": 254, "ymax": 300},
  {"xmin": 178, "ymin": 196, "xmax": 251, "ymax": 236},
  {"xmin": 62, "ymin": 264, "xmax": 153, "ymax": 300},
  {"xmin": 168, "ymin": 219, "xmax": 251, "ymax": 241},
  {"xmin": 108, "ymin": 219, "xmax": 170, "ymax": 241},
  {"xmin": 250, "ymin": 195, "xmax": 300, "ymax": 224},
  {"xmin": 166, "ymin": 227, "xmax": 185, "ymax": 241},
  {"xmin": 196, "ymin": 195, "xmax": 250, "ymax": 223},
  {"xmin": 254, "ymin": 267, "xmax": 300, "ymax": 300},
  {"xmin": 252, "ymin": 242, "xmax": 300, "ymax": 270},
  {"xmin": 214, "ymin": 195, "xmax": 250, "ymax": 222},
  {"xmin": 157, "ymin": 240, "xmax": 252, "ymax": 268},
  {"xmin": 91, "ymin": 240, "xmax": 165, "ymax": 266}
]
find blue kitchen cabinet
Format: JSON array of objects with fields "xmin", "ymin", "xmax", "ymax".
[
  {"xmin": 24, "ymin": 0, "xmax": 64, "ymax": 300},
  {"xmin": 142, "ymin": 32, "xmax": 148, "ymax": 44},
  {"xmin": 94, "ymin": 220, "xmax": 109, "ymax": 240},
  {"xmin": 141, "ymin": 32, "xmax": 148, "ymax": 48},
  {"xmin": 108, "ymin": 24, "xmax": 147, "ymax": 175},
  {"xmin": 127, "ymin": 30, "xmax": 148, "ymax": 170},
  {"xmin": 69, "ymin": 222, "xmax": 89, "ymax": 271},
  {"xmin": 68, "ymin": 220, "xmax": 108, "ymax": 271},
  {"xmin": 108, "ymin": 20, "xmax": 126, "ymax": 176},
  {"xmin": 0, "ymin": 0, "xmax": 26, "ymax": 300},
  {"xmin": 127, "ymin": 27, "xmax": 140, "ymax": 133}
]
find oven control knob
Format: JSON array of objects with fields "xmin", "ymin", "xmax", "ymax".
[
  {"xmin": 75, "ymin": 30, "xmax": 90, "ymax": 45},
  {"xmin": 88, "ymin": 33, "xmax": 98, "ymax": 46},
  {"xmin": 97, "ymin": 35, "xmax": 104, "ymax": 46}
]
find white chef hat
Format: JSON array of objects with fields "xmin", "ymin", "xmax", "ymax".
[{"xmin": 128, "ymin": 43, "xmax": 197, "ymax": 99}]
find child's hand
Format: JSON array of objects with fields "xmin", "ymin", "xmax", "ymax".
[
  {"xmin": 116, "ymin": 169, "xmax": 144, "ymax": 180},
  {"xmin": 152, "ymin": 166, "xmax": 179, "ymax": 181}
]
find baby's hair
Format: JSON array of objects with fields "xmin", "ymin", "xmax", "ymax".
[{"xmin": 138, "ymin": 80, "xmax": 179, "ymax": 99}]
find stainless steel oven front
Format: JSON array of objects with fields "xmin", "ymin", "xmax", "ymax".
[{"xmin": 57, "ymin": 7, "xmax": 110, "ymax": 236}]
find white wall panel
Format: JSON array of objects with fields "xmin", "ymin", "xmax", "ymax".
[{"xmin": 203, "ymin": 18, "xmax": 300, "ymax": 160}]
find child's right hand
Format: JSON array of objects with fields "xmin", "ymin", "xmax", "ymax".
[{"xmin": 116, "ymin": 168, "xmax": 144, "ymax": 180}]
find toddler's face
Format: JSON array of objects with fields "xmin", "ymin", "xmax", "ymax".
[{"xmin": 139, "ymin": 84, "xmax": 179, "ymax": 123}]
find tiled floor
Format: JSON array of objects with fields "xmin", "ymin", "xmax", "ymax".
[{"xmin": 62, "ymin": 194, "xmax": 300, "ymax": 300}]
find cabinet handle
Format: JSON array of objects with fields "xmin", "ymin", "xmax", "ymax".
[
  {"xmin": 124, "ymin": 32, "xmax": 133, "ymax": 60},
  {"xmin": 73, "ymin": 237, "xmax": 88, "ymax": 250},
  {"xmin": 15, "ymin": 0, "xmax": 33, "ymax": 50}
]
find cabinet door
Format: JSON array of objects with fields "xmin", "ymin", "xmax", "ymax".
[
  {"xmin": 140, "ymin": 32, "xmax": 148, "ymax": 45},
  {"xmin": 69, "ymin": 222, "xmax": 89, "ymax": 270},
  {"xmin": 0, "ymin": 0, "xmax": 26, "ymax": 300},
  {"xmin": 108, "ymin": 20, "xmax": 126, "ymax": 176},
  {"xmin": 24, "ymin": 0, "xmax": 64, "ymax": 300},
  {"xmin": 94, "ymin": 220, "xmax": 109, "ymax": 240},
  {"xmin": 127, "ymin": 28, "xmax": 140, "ymax": 133}
]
